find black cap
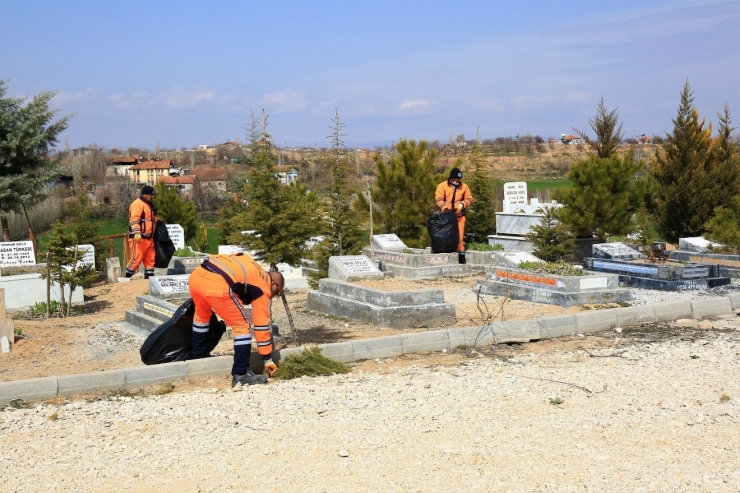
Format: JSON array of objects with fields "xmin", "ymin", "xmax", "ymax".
[
  {"xmin": 449, "ymin": 168, "xmax": 462, "ymax": 179},
  {"xmin": 141, "ymin": 185, "xmax": 155, "ymax": 196}
]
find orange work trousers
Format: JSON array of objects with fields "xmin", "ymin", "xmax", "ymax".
[
  {"xmin": 126, "ymin": 237, "xmax": 155, "ymax": 275},
  {"xmin": 188, "ymin": 268, "xmax": 271, "ymax": 347},
  {"xmin": 456, "ymin": 215, "xmax": 466, "ymax": 252}
]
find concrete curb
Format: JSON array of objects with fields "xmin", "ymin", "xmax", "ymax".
[{"xmin": 1, "ymin": 295, "xmax": 736, "ymax": 406}]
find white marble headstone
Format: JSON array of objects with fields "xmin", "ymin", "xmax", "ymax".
[
  {"xmin": 149, "ymin": 274, "xmax": 191, "ymax": 299},
  {"xmin": 678, "ymin": 236, "xmax": 723, "ymax": 253},
  {"xmin": 492, "ymin": 251, "xmax": 543, "ymax": 268},
  {"xmin": 166, "ymin": 224, "xmax": 185, "ymax": 250},
  {"xmin": 328, "ymin": 255, "xmax": 383, "ymax": 282},
  {"xmin": 371, "ymin": 234, "xmax": 407, "ymax": 251},
  {"xmin": 0, "ymin": 241, "xmax": 35, "ymax": 266},
  {"xmin": 503, "ymin": 182, "xmax": 528, "ymax": 207}
]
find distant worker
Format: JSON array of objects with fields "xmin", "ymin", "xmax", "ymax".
[
  {"xmin": 435, "ymin": 167, "xmax": 474, "ymax": 264},
  {"xmin": 188, "ymin": 252, "xmax": 284, "ymax": 386},
  {"xmin": 126, "ymin": 185, "xmax": 157, "ymax": 279}
]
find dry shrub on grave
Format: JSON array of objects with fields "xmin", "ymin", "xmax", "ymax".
[{"xmin": 274, "ymin": 346, "xmax": 351, "ymax": 380}]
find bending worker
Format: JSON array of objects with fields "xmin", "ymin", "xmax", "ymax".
[
  {"xmin": 435, "ymin": 167, "xmax": 474, "ymax": 264},
  {"xmin": 188, "ymin": 252, "xmax": 284, "ymax": 386},
  {"xmin": 126, "ymin": 185, "xmax": 156, "ymax": 279}
]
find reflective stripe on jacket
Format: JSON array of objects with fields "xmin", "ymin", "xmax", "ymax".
[
  {"xmin": 200, "ymin": 253, "xmax": 273, "ymax": 327},
  {"xmin": 435, "ymin": 180, "xmax": 474, "ymax": 215},
  {"xmin": 128, "ymin": 197, "xmax": 156, "ymax": 238}
]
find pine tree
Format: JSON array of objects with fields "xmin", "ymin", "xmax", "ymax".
[
  {"xmin": 574, "ymin": 97, "xmax": 624, "ymax": 158},
  {"xmin": 64, "ymin": 195, "xmax": 107, "ymax": 269},
  {"xmin": 153, "ymin": 181, "xmax": 198, "ymax": 238},
  {"xmin": 0, "ymin": 81, "xmax": 71, "ymax": 241},
  {"xmin": 221, "ymin": 110, "xmax": 323, "ymax": 267},
  {"xmin": 524, "ymin": 207, "xmax": 575, "ymax": 262},
  {"xmin": 463, "ymin": 128, "xmax": 497, "ymax": 243},
  {"xmin": 652, "ymin": 80, "xmax": 715, "ymax": 242},
  {"xmin": 553, "ymin": 154, "xmax": 648, "ymax": 239},
  {"xmin": 309, "ymin": 109, "xmax": 366, "ymax": 285},
  {"xmin": 360, "ymin": 139, "xmax": 442, "ymax": 247},
  {"xmin": 44, "ymin": 222, "xmax": 98, "ymax": 317}
]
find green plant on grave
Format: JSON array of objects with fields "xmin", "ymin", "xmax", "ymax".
[
  {"xmin": 273, "ymin": 346, "xmax": 351, "ymax": 380},
  {"xmin": 173, "ymin": 246, "xmax": 197, "ymax": 257},
  {"xmin": 518, "ymin": 261, "xmax": 586, "ymax": 277},
  {"xmin": 467, "ymin": 242, "xmax": 503, "ymax": 252},
  {"xmin": 524, "ymin": 207, "xmax": 576, "ymax": 262}
]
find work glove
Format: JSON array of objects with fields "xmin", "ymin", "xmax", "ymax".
[
  {"xmin": 456, "ymin": 203, "xmax": 464, "ymax": 212},
  {"xmin": 264, "ymin": 361, "xmax": 278, "ymax": 377},
  {"xmin": 133, "ymin": 233, "xmax": 142, "ymax": 242}
]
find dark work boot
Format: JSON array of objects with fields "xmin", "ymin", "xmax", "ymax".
[
  {"xmin": 231, "ymin": 370, "xmax": 267, "ymax": 387},
  {"xmin": 191, "ymin": 324, "xmax": 210, "ymax": 359},
  {"xmin": 458, "ymin": 252, "xmax": 466, "ymax": 264}
]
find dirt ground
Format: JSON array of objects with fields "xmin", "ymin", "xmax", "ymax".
[{"xmin": 0, "ymin": 273, "xmax": 605, "ymax": 383}]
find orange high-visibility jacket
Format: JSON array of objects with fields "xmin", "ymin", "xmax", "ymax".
[
  {"xmin": 128, "ymin": 198, "xmax": 156, "ymax": 238},
  {"xmin": 201, "ymin": 253, "xmax": 274, "ymax": 328},
  {"xmin": 435, "ymin": 180, "xmax": 474, "ymax": 216}
]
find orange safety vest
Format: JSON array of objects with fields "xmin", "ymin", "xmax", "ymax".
[
  {"xmin": 200, "ymin": 253, "xmax": 273, "ymax": 327},
  {"xmin": 128, "ymin": 197, "xmax": 156, "ymax": 238},
  {"xmin": 435, "ymin": 180, "xmax": 474, "ymax": 216}
]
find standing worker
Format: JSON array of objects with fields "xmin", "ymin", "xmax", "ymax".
[
  {"xmin": 435, "ymin": 167, "xmax": 474, "ymax": 264},
  {"xmin": 126, "ymin": 185, "xmax": 157, "ymax": 279},
  {"xmin": 188, "ymin": 252, "xmax": 284, "ymax": 386}
]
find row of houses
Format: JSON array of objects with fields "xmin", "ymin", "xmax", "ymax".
[{"xmin": 107, "ymin": 157, "xmax": 299, "ymax": 197}]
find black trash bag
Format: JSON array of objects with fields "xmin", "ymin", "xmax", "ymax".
[
  {"xmin": 426, "ymin": 209, "xmax": 459, "ymax": 253},
  {"xmin": 140, "ymin": 298, "xmax": 226, "ymax": 365},
  {"xmin": 153, "ymin": 220, "xmax": 176, "ymax": 269}
]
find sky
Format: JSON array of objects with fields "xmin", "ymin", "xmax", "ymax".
[{"xmin": 1, "ymin": 0, "xmax": 739, "ymax": 151}]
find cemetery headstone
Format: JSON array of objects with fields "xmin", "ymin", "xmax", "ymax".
[
  {"xmin": 218, "ymin": 245, "xmax": 245, "ymax": 255},
  {"xmin": 678, "ymin": 237, "xmax": 722, "ymax": 253},
  {"xmin": 166, "ymin": 224, "xmax": 185, "ymax": 250},
  {"xmin": 503, "ymin": 182, "xmax": 528, "ymax": 209},
  {"xmin": 148, "ymin": 274, "xmax": 191, "ymax": 299},
  {"xmin": 65, "ymin": 244, "xmax": 95, "ymax": 272},
  {"xmin": 328, "ymin": 255, "xmax": 383, "ymax": 282},
  {"xmin": 592, "ymin": 242, "xmax": 643, "ymax": 260},
  {"xmin": 371, "ymin": 234, "xmax": 407, "ymax": 251},
  {"xmin": 0, "ymin": 241, "xmax": 35, "ymax": 266}
]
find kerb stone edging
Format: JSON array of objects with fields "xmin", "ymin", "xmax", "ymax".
[{"xmin": 0, "ymin": 295, "xmax": 735, "ymax": 406}]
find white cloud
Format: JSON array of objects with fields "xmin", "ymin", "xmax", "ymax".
[
  {"xmin": 510, "ymin": 96, "xmax": 549, "ymax": 108},
  {"xmin": 106, "ymin": 91, "xmax": 152, "ymax": 111},
  {"xmin": 165, "ymin": 86, "xmax": 216, "ymax": 108},
  {"xmin": 259, "ymin": 89, "xmax": 308, "ymax": 113},
  {"xmin": 399, "ymin": 99, "xmax": 434, "ymax": 111},
  {"xmin": 51, "ymin": 88, "xmax": 100, "ymax": 106}
]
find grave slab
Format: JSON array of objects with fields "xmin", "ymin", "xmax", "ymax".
[
  {"xmin": 0, "ymin": 274, "xmax": 83, "ymax": 311},
  {"xmin": 148, "ymin": 274, "xmax": 191, "ymax": 299},
  {"xmin": 491, "ymin": 251, "xmax": 543, "ymax": 268},
  {"xmin": 592, "ymin": 242, "xmax": 643, "ymax": 260},
  {"xmin": 371, "ymin": 234, "xmax": 407, "ymax": 252},
  {"xmin": 679, "ymin": 236, "xmax": 723, "ymax": 253},
  {"xmin": 328, "ymin": 255, "xmax": 383, "ymax": 282}
]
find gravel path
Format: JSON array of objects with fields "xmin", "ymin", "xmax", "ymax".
[{"xmin": 2, "ymin": 322, "xmax": 739, "ymax": 492}]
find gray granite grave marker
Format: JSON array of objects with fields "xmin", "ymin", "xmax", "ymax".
[
  {"xmin": 328, "ymin": 255, "xmax": 383, "ymax": 282},
  {"xmin": 592, "ymin": 242, "xmax": 643, "ymax": 260}
]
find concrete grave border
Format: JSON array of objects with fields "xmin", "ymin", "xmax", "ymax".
[{"xmin": 0, "ymin": 295, "xmax": 736, "ymax": 406}]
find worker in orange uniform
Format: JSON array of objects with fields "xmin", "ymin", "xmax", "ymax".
[
  {"xmin": 126, "ymin": 185, "xmax": 157, "ymax": 279},
  {"xmin": 188, "ymin": 252, "xmax": 285, "ymax": 387},
  {"xmin": 435, "ymin": 168, "xmax": 474, "ymax": 264}
]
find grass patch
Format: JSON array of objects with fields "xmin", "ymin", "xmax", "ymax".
[
  {"xmin": 549, "ymin": 397, "xmax": 564, "ymax": 405},
  {"xmin": 467, "ymin": 242, "xmax": 503, "ymax": 252},
  {"xmin": 719, "ymin": 394, "xmax": 731, "ymax": 403},
  {"xmin": 48, "ymin": 412, "xmax": 58, "ymax": 421},
  {"xmin": 273, "ymin": 346, "xmax": 351, "ymax": 380},
  {"xmin": 519, "ymin": 261, "xmax": 586, "ymax": 276}
]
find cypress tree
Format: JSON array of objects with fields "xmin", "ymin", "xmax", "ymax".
[
  {"xmin": 464, "ymin": 128, "xmax": 498, "ymax": 243},
  {"xmin": 652, "ymin": 80, "xmax": 715, "ymax": 242}
]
